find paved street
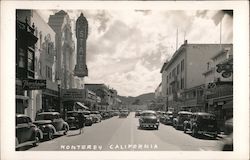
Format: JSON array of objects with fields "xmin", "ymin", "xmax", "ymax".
[{"xmin": 29, "ymin": 112, "xmax": 223, "ymax": 151}]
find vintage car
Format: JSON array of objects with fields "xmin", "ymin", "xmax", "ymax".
[
  {"xmin": 16, "ymin": 114, "xmax": 43, "ymax": 150},
  {"xmin": 139, "ymin": 110, "xmax": 159, "ymax": 130},
  {"xmin": 173, "ymin": 111, "xmax": 192, "ymax": 130},
  {"xmin": 91, "ymin": 111, "xmax": 102, "ymax": 122},
  {"xmin": 183, "ymin": 112, "xmax": 218, "ymax": 138},
  {"xmin": 164, "ymin": 111, "xmax": 174, "ymax": 125},
  {"xmin": 119, "ymin": 110, "xmax": 129, "ymax": 118},
  {"xmin": 221, "ymin": 118, "xmax": 233, "ymax": 151},
  {"xmin": 135, "ymin": 110, "xmax": 142, "ymax": 117},
  {"xmin": 34, "ymin": 112, "xmax": 69, "ymax": 140},
  {"xmin": 82, "ymin": 111, "xmax": 93, "ymax": 126},
  {"xmin": 66, "ymin": 111, "xmax": 85, "ymax": 129}
]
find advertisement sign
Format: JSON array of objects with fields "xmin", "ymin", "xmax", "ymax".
[
  {"xmin": 22, "ymin": 79, "xmax": 46, "ymax": 90},
  {"xmin": 61, "ymin": 89, "xmax": 86, "ymax": 102},
  {"xmin": 74, "ymin": 13, "xmax": 88, "ymax": 77}
]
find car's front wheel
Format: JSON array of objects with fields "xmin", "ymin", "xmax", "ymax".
[
  {"xmin": 192, "ymin": 128, "xmax": 197, "ymax": 137},
  {"xmin": 63, "ymin": 125, "xmax": 69, "ymax": 135},
  {"xmin": 47, "ymin": 130, "xmax": 54, "ymax": 140},
  {"xmin": 183, "ymin": 125, "xmax": 187, "ymax": 133},
  {"xmin": 155, "ymin": 125, "xmax": 159, "ymax": 130},
  {"xmin": 33, "ymin": 134, "xmax": 40, "ymax": 146}
]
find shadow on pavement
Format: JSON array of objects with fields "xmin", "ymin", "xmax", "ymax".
[
  {"xmin": 137, "ymin": 126, "xmax": 158, "ymax": 131},
  {"xmin": 185, "ymin": 132, "xmax": 218, "ymax": 140}
]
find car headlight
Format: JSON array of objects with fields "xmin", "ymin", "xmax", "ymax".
[{"xmin": 157, "ymin": 119, "xmax": 160, "ymax": 122}]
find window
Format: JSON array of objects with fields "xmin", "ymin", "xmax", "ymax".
[
  {"xmin": 46, "ymin": 66, "xmax": 52, "ymax": 81},
  {"xmin": 48, "ymin": 42, "xmax": 53, "ymax": 55},
  {"xmin": 27, "ymin": 50, "xmax": 34, "ymax": 71},
  {"xmin": 169, "ymin": 72, "xmax": 172, "ymax": 79},
  {"xmin": 177, "ymin": 64, "xmax": 180, "ymax": 75},
  {"xmin": 181, "ymin": 78, "xmax": 184, "ymax": 89},
  {"xmin": 167, "ymin": 76, "xmax": 168, "ymax": 84},
  {"xmin": 181, "ymin": 59, "xmax": 184, "ymax": 72},
  {"xmin": 18, "ymin": 48, "xmax": 25, "ymax": 68}
]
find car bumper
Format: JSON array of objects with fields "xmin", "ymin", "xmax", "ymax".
[
  {"xmin": 140, "ymin": 123, "xmax": 159, "ymax": 128},
  {"xmin": 198, "ymin": 130, "xmax": 217, "ymax": 135}
]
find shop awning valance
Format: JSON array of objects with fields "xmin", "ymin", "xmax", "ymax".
[{"xmin": 76, "ymin": 102, "xmax": 89, "ymax": 110}]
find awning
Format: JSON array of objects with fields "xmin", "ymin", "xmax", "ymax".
[
  {"xmin": 222, "ymin": 101, "xmax": 233, "ymax": 109},
  {"xmin": 76, "ymin": 102, "xmax": 89, "ymax": 110}
]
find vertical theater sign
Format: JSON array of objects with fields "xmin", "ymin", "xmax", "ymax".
[{"xmin": 74, "ymin": 13, "xmax": 88, "ymax": 77}]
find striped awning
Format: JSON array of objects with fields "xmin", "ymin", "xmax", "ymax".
[{"xmin": 76, "ymin": 102, "xmax": 89, "ymax": 110}]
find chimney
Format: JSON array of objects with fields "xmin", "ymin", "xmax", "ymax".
[{"xmin": 184, "ymin": 40, "xmax": 188, "ymax": 45}]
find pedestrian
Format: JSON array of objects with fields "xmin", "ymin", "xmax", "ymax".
[{"xmin": 78, "ymin": 112, "xmax": 85, "ymax": 134}]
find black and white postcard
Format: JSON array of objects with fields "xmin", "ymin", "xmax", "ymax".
[{"xmin": 1, "ymin": 1, "xmax": 249, "ymax": 160}]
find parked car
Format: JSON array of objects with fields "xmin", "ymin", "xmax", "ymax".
[
  {"xmin": 66, "ymin": 111, "xmax": 85, "ymax": 129},
  {"xmin": 221, "ymin": 118, "xmax": 233, "ymax": 151},
  {"xmin": 91, "ymin": 111, "xmax": 102, "ymax": 122},
  {"xmin": 164, "ymin": 111, "xmax": 174, "ymax": 125},
  {"xmin": 183, "ymin": 112, "xmax": 218, "ymax": 138},
  {"xmin": 173, "ymin": 111, "xmax": 192, "ymax": 130},
  {"xmin": 139, "ymin": 110, "xmax": 159, "ymax": 130},
  {"xmin": 16, "ymin": 114, "xmax": 43, "ymax": 150},
  {"xmin": 34, "ymin": 112, "xmax": 69, "ymax": 140},
  {"xmin": 135, "ymin": 110, "xmax": 142, "ymax": 117},
  {"xmin": 82, "ymin": 111, "xmax": 93, "ymax": 126},
  {"xmin": 119, "ymin": 110, "xmax": 129, "ymax": 118}
]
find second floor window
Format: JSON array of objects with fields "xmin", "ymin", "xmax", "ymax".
[{"xmin": 181, "ymin": 59, "xmax": 184, "ymax": 72}]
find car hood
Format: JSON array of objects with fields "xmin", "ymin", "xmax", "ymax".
[{"xmin": 33, "ymin": 120, "xmax": 52, "ymax": 125}]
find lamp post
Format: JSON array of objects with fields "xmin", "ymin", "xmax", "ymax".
[{"xmin": 57, "ymin": 80, "xmax": 62, "ymax": 116}]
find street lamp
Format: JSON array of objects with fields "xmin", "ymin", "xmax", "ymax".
[{"xmin": 57, "ymin": 80, "xmax": 62, "ymax": 116}]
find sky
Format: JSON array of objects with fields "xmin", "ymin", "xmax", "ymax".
[{"xmin": 37, "ymin": 10, "xmax": 233, "ymax": 97}]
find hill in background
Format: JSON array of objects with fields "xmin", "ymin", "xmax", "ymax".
[{"xmin": 118, "ymin": 92, "xmax": 155, "ymax": 105}]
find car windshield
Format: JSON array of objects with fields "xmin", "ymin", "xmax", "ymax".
[
  {"xmin": 179, "ymin": 114, "xmax": 191, "ymax": 118},
  {"xmin": 141, "ymin": 113, "xmax": 156, "ymax": 116},
  {"xmin": 36, "ymin": 114, "xmax": 54, "ymax": 120}
]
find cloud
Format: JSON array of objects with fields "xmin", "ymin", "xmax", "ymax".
[{"xmin": 37, "ymin": 10, "xmax": 233, "ymax": 97}]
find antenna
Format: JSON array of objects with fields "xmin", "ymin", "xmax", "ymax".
[
  {"xmin": 176, "ymin": 28, "xmax": 178, "ymax": 51},
  {"xmin": 184, "ymin": 30, "xmax": 186, "ymax": 42},
  {"xmin": 220, "ymin": 17, "xmax": 222, "ymax": 49}
]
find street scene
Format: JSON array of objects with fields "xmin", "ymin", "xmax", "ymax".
[
  {"xmin": 15, "ymin": 9, "xmax": 233, "ymax": 152},
  {"xmin": 28, "ymin": 112, "xmax": 223, "ymax": 151}
]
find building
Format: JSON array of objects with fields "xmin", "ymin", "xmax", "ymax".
[
  {"xmin": 48, "ymin": 10, "xmax": 76, "ymax": 89},
  {"xmin": 161, "ymin": 40, "xmax": 232, "ymax": 113},
  {"xmin": 85, "ymin": 84, "xmax": 113, "ymax": 111},
  {"xmin": 203, "ymin": 46, "xmax": 233, "ymax": 131},
  {"xmin": 153, "ymin": 83, "xmax": 166, "ymax": 111},
  {"xmin": 16, "ymin": 10, "xmax": 58, "ymax": 120}
]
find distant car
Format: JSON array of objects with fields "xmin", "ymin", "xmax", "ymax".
[
  {"xmin": 164, "ymin": 111, "xmax": 174, "ymax": 125},
  {"xmin": 183, "ymin": 112, "xmax": 218, "ymax": 138},
  {"xmin": 82, "ymin": 111, "xmax": 93, "ymax": 126},
  {"xmin": 66, "ymin": 111, "xmax": 85, "ymax": 129},
  {"xmin": 16, "ymin": 114, "xmax": 43, "ymax": 150},
  {"xmin": 135, "ymin": 110, "xmax": 142, "ymax": 117},
  {"xmin": 34, "ymin": 112, "xmax": 69, "ymax": 140},
  {"xmin": 119, "ymin": 110, "xmax": 129, "ymax": 118},
  {"xmin": 173, "ymin": 111, "xmax": 192, "ymax": 130},
  {"xmin": 139, "ymin": 110, "xmax": 159, "ymax": 130}
]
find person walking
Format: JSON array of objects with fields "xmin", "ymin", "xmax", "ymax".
[{"xmin": 78, "ymin": 112, "xmax": 85, "ymax": 134}]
